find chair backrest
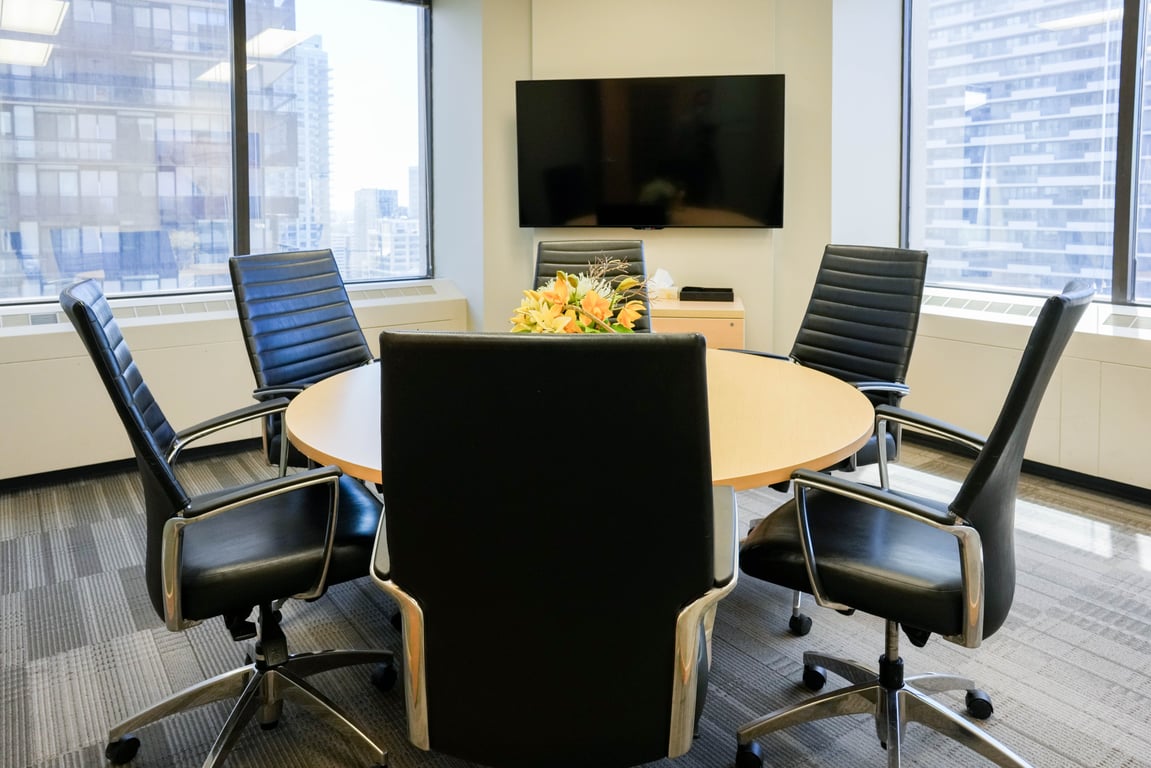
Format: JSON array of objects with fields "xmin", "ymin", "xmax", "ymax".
[
  {"xmin": 59, "ymin": 279, "xmax": 188, "ymax": 620},
  {"xmin": 950, "ymin": 280, "xmax": 1093, "ymax": 638},
  {"xmin": 229, "ymin": 249, "xmax": 373, "ymax": 390},
  {"xmin": 534, "ymin": 239, "xmax": 651, "ymax": 332},
  {"xmin": 791, "ymin": 244, "xmax": 928, "ymax": 405},
  {"xmin": 379, "ymin": 331, "xmax": 715, "ymax": 767}
]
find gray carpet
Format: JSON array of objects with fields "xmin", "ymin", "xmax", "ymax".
[{"xmin": 1, "ymin": 444, "xmax": 1149, "ymax": 767}]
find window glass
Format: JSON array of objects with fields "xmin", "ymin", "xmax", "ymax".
[
  {"xmin": 0, "ymin": 0, "xmax": 429, "ymax": 302},
  {"xmin": 245, "ymin": 0, "xmax": 427, "ymax": 279},
  {"xmin": 907, "ymin": 0, "xmax": 1123, "ymax": 297},
  {"xmin": 1134, "ymin": 5, "xmax": 1151, "ymax": 300}
]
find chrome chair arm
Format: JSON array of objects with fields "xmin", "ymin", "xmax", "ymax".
[
  {"xmin": 791, "ymin": 468, "xmax": 985, "ymax": 648},
  {"xmin": 168, "ymin": 397, "xmax": 291, "ymax": 465},
  {"xmin": 874, "ymin": 404, "xmax": 987, "ymax": 488},
  {"xmin": 160, "ymin": 465, "xmax": 343, "ymax": 631}
]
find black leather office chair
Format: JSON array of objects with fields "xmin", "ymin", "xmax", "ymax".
[
  {"xmin": 735, "ymin": 281, "xmax": 1094, "ymax": 768},
  {"xmin": 229, "ymin": 249, "xmax": 374, "ymax": 472},
  {"xmin": 736, "ymin": 243, "xmax": 928, "ymax": 635},
  {"xmin": 371, "ymin": 331, "xmax": 737, "ymax": 768},
  {"xmin": 60, "ymin": 279, "xmax": 393, "ymax": 768},
  {"xmin": 534, "ymin": 239, "xmax": 652, "ymax": 332}
]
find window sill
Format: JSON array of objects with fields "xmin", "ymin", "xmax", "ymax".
[{"xmin": 922, "ymin": 286, "xmax": 1151, "ymax": 343}]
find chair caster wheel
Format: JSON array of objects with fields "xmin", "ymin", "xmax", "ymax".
[
  {"xmin": 736, "ymin": 740, "xmax": 765, "ymax": 768},
  {"xmin": 372, "ymin": 661, "xmax": 398, "ymax": 692},
  {"xmin": 259, "ymin": 720, "xmax": 279, "ymax": 731},
  {"xmin": 966, "ymin": 689, "xmax": 993, "ymax": 719},
  {"xmin": 788, "ymin": 613, "xmax": 812, "ymax": 636},
  {"xmin": 802, "ymin": 664, "xmax": 827, "ymax": 691},
  {"xmin": 105, "ymin": 735, "xmax": 140, "ymax": 765}
]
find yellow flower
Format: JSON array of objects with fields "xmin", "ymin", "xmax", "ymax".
[{"xmin": 540, "ymin": 272, "xmax": 573, "ymax": 307}]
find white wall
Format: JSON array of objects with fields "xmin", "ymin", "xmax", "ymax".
[
  {"xmin": 830, "ymin": 0, "xmax": 903, "ymax": 245},
  {"xmin": 433, "ymin": 0, "xmax": 837, "ymax": 352}
]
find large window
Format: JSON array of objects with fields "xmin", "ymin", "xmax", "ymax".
[
  {"xmin": 0, "ymin": 0, "xmax": 429, "ymax": 303},
  {"xmin": 906, "ymin": 0, "xmax": 1151, "ymax": 304}
]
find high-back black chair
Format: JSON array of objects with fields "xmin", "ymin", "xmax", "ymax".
[
  {"xmin": 766, "ymin": 243, "xmax": 929, "ymax": 467},
  {"xmin": 60, "ymin": 279, "xmax": 393, "ymax": 768},
  {"xmin": 371, "ymin": 331, "xmax": 737, "ymax": 768},
  {"xmin": 734, "ymin": 281, "xmax": 1094, "ymax": 768},
  {"xmin": 229, "ymin": 249, "xmax": 374, "ymax": 471},
  {"xmin": 735, "ymin": 243, "xmax": 928, "ymax": 635},
  {"xmin": 534, "ymin": 239, "xmax": 651, "ymax": 332}
]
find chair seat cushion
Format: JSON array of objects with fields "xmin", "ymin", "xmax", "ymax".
[
  {"xmin": 180, "ymin": 475, "xmax": 381, "ymax": 620},
  {"xmin": 739, "ymin": 486, "xmax": 966, "ymax": 637}
]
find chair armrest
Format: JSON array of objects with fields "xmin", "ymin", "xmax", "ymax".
[
  {"xmin": 874, "ymin": 404, "xmax": 986, "ymax": 453},
  {"xmin": 369, "ymin": 521, "xmax": 430, "ymax": 750},
  {"xmin": 253, "ymin": 384, "xmax": 307, "ymax": 401},
  {"xmin": 667, "ymin": 484, "xmax": 740, "ymax": 758},
  {"xmin": 851, "ymin": 381, "xmax": 910, "ymax": 398},
  {"xmin": 712, "ymin": 485, "xmax": 737, "ymax": 587},
  {"xmin": 719, "ymin": 347, "xmax": 792, "ymax": 362},
  {"xmin": 790, "ymin": 468, "xmax": 985, "ymax": 648},
  {"xmin": 161, "ymin": 465, "xmax": 344, "ymax": 631},
  {"xmin": 168, "ymin": 398, "xmax": 291, "ymax": 464}
]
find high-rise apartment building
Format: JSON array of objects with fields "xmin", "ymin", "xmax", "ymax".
[
  {"xmin": 908, "ymin": 1, "xmax": 1140, "ymax": 297},
  {"xmin": 0, "ymin": 0, "xmax": 364, "ymax": 299}
]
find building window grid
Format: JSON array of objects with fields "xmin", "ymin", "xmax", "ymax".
[
  {"xmin": 905, "ymin": 0, "xmax": 1151, "ymax": 303},
  {"xmin": 0, "ymin": 0, "xmax": 429, "ymax": 303}
]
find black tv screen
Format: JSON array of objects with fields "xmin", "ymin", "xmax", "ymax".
[{"xmin": 515, "ymin": 74, "xmax": 785, "ymax": 229}]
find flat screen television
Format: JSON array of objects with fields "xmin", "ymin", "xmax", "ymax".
[{"xmin": 515, "ymin": 74, "xmax": 785, "ymax": 229}]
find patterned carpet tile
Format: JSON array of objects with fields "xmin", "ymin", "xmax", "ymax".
[{"xmin": 1, "ymin": 446, "xmax": 1150, "ymax": 767}]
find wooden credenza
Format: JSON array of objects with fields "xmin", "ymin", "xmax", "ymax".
[{"xmin": 650, "ymin": 297, "xmax": 745, "ymax": 348}]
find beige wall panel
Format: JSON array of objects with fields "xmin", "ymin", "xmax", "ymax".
[
  {"xmin": 1099, "ymin": 362, "xmax": 1151, "ymax": 488},
  {"xmin": 904, "ymin": 335, "xmax": 1023, "ymax": 438},
  {"xmin": 1058, "ymin": 357, "xmax": 1101, "ymax": 475}
]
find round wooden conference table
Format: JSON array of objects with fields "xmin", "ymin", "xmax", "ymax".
[{"xmin": 285, "ymin": 348, "xmax": 875, "ymax": 492}]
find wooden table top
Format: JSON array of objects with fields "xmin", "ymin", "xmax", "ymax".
[{"xmin": 285, "ymin": 348, "xmax": 874, "ymax": 491}]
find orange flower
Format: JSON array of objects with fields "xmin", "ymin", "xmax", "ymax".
[
  {"xmin": 615, "ymin": 300, "xmax": 645, "ymax": 330},
  {"xmin": 579, "ymin": 289, "xmax": 611, "ymax": 322},
  {"xmin": 540, "ymin": 272, "xmax": 573, "ymax": 307}
]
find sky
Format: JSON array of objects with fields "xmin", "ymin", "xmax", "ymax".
[{"xmin": 295, "ymin": 1, "xmax": 421, "ymax": 213}]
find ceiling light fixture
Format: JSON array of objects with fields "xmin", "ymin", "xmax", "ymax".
[
  {"xmin": 0, "ymin": 38, "xmax": 53, "ymax": 66},
  {"xmin": 0, "ymin": 0, "xmax": 70, "ymax": 35}
]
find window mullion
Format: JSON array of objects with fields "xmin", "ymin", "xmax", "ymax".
[
  {"xmin": 1112, "ymin": 0, "xmax": 1144, "ymax": 304},
  {"xmin": 230, "ymin": 0, "xmax": 250, "ymax": 257}
]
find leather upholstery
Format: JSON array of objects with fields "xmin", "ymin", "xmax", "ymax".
[
  {"xmin": 59, "ymin": 279, "xmax": 381, "ymax": 624},
  {"xmin": 229, "ymin": 249, "xmax": 373, "ymax": 465},
  {"xmin": 793, "ymin": 244, "xmax": 927, "ymax": 466},
  {"xmin": 792, "ymin": 244, "xmax": 927, "ymax": 389},
  {"xmin": 534, "ymin": 239, "xmax": 652, "ymax": 332},
  {"xmin": 376, "ymin": 331, "xmax": 725, "ymax": 768},
  {"xmin": 740, "ymin": 281, "xmax": 1095, "ymax": 642}
]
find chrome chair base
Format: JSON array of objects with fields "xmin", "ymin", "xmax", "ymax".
[
  {"xmin": 106, "ymin": 647, "xmax": 394, "ymax": 768},
  {"xmin": 736, "ymin": 650, "xmax": 1033, "ymax": 768}
]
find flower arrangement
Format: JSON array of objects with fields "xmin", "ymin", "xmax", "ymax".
[{"xmin": 510, "ymin": 259, "xmax": 648, "ymax": 334}]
